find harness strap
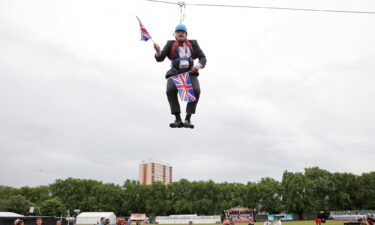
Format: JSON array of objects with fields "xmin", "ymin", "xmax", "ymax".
[
  {"xmin": 168, "ymin": 40, "xmax": 194, "ymax": 60},
  {"xmin": 172, "ymin": 57, "xmax": 193, "ymax": 62}
]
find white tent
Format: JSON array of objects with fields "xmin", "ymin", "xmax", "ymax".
[
  {"xmin": 76, "ymin": 212, "xmax": 116, "ymax": 225},
  {"xmin": 0, "ymin": 212, "xmax": 23, "ymax": 217}
]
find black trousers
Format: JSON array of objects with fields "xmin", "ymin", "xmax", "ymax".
[{"xmin": 166, "ymin": 75, "xmax": 201, "ymax": 114}]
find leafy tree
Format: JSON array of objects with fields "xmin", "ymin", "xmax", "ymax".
[
  {"xmin": 0, "ymin": 199, "xmax": 7, "ymax": 211},
  {"xmin": 174, "ymin": 199, "xmax": 192, "ymax": 214},
  {"xmin": 304, "ymin": 167, "xmax": 333, "ymax": 211},
  {"xmin": 358, "ymin": 172, "xmax": 375, "ymax": 209},
  {"xmin": 2, "ymin": 195, "xmax": 32, "ymax": 214},
  {"xmin": 244, "ymin": 182, "xmax": 259, "ymax": 212},
  {"xmin": 0, "ymin": 186, "xmax": 20, "ymax": 200},
  {"xmin": 39, "ymin": 197, "xmax": 66, "ymax": 216},
  {"xmin": 282, "ymin": 171, "xmax": 313, "ymax": 216},
  {"xmin": 122, "ymin": 179, "xmax": 147, "ymax": 215},
  {"xmin": 50, "ymin": 178, "xmax": 104, "ymax": 212},
  {"xmin": 256, "ymin": 177, "xmax": 283, "ymax": 213},
  {"xmin": 1, "ymin": 168, "xmax": 374, "ymax": 216},
  {"xmin": 329, "ymin": 172, "xmax": 359, "ymax": 210},
  {"xmin": 19, "ymin": 186, "xmax": 50, "ymax": 205}
]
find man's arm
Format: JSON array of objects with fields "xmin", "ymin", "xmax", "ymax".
[
  {"xmin": 154, "ymin": 41, "xmax": 171, "ymax": 62},
  {"xmin": 192, "ymin": 40, "xmax": 207, "ymax": 69}
]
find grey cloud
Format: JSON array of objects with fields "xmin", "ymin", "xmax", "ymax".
[{"xmin": 1, "ymin": 0, "xmax": 375, "ymax": 187}]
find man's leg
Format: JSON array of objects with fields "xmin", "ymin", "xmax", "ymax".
[
  {"xmin": 185, "ymin": 75, "xmax": 201, "ymax": 128},
  {"xmin": 166, "ymin": 78, "xmax": 183, "ymax": 128}
]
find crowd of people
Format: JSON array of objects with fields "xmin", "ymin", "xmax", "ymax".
[
  {"xmin": 262, "ymin": 218, "xmax": 282, "ymax": 225},
  {"xmin": 115, "ymin": 218, "xmax": 146, "ymax": 225},
  {"xmin": 10, "ymin": 213, "xmax": 375, "ymax": 225},
  {"xmin": 365, "ymin": 214, "xmax": 375, "ymax": 225},
  {"xmin": 10, "ymin": 216, "xmax": 151, "ymax": 225},
  {"xmin": 13, "ymin": 217, "xmax": 62, "ymax": 225}
]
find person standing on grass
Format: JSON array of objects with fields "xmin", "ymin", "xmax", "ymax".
[
  {"xmin": 314, "ymin": 217, "xmax": 321, "ymax": 225},
  {"xmin": 99, "ymin": 217, "xmax": 106, "ymax": 225},
  {"xmin": 36, "ymin": 217, "xmax": 43, "ymax": 225},
  {"xmin": 14, "ymin": 219, "xmax": 24, "ymax": 225},
  {"xmin": 368, "ymin": 214, "xmax": 375, "ymax": 225},
  {"xmin": 223, "ymin": 218, "xmax": 233, "ymax": 225},
  {"xmin": 274, "ymin": 218, "xmax": 282, "ymax": 225}
]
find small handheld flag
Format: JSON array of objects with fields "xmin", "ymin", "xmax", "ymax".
[
  {"xmin": 171, "ymin": 72, "xmax": 196, "ymax": 102},
  {"xmin": 136, "ymin": 16, "xmax": 152, "ymax": 42}
]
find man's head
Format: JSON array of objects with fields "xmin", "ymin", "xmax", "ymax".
[
  {"xmin": 15, "ymin": 219, "xmax": 24, "ymax": 225},
  {"xmin": 14, "ymin": 219, "xmax": 22, "ymax": 225},
  {"xmin": 223, "ymin": 219, "xmax": 230, "ymax": 225},
  {"xmin": 36, "ymin": 218, "xmax": 43, "ymax": 225},
  {"xmin": 100, "ymin": 217, "xmax": 106, "ymax": 224},
  {"xmin": 175, "ymin": 24, "xmax": 187, "ymax": 42},
  {"xmin": 223, "ymin": 218, "xmax": 234, "ymax": 225},
  {"xmin": 56, "ymin": 220, "xmax": 62, "ymax": 225}
]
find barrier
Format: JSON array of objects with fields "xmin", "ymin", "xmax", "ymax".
[{"xmin": 156, "ymin": 215, "xmax": 221, "ymax": 224}]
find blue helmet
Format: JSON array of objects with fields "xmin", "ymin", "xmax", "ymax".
[{"xmin": 175, "ymin": 24, "xmax": 187, "ymax": 33}]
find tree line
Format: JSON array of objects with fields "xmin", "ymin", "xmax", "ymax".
[{"xmin": 1, "ymin": 167, "xmax": 374, "ymax": 217}]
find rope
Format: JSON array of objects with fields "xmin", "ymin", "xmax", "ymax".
[
  {"xmin": 145, "ymin": 0, "xmax": 375, "ymax": 15},
  {"xmin": 178, "ymin": 1, "xmax": 186, "ymax": 24}
]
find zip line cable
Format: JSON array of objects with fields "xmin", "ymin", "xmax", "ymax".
[{"xmin": 145, "ymin": 0, "xmax": 375, "ymax": 15}]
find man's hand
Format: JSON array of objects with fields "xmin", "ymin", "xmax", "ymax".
[
  {"xmin": 153, "ymin": 43, "xmax": 160, "ymax": 53},
  {"xmin": 191, "ymin": 66, "xmax": 200, "ymax": 73}
]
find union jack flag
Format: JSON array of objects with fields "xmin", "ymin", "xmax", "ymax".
[
  {"xmin": 171, "ymin": 72, "xmax": 196, "ymax": 102},
  {"xmin": 136, "ymin": 16, "xmax": 152, "ymax": 42}
]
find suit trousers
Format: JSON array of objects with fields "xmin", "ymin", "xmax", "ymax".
[{"xmin": 166, "ymin": 75, "xmax": 201, "ymax": 114}]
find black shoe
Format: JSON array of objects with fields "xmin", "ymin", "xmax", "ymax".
[
  {"xmin": 170, "ymin": 120, "xmax": 184, "ymax": 128},
  {"xmin": 184, "ymin": 120, "xmax": 194, "ymax": 129}
]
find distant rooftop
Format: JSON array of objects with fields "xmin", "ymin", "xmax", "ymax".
[{"xmin": 140, "ymin": 159, "xmax": 171, "ymax": 166}]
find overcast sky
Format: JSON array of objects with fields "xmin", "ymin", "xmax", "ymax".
[{"xmin": 0, "ymin": 0, "xmax": 374, "ymax": 187}]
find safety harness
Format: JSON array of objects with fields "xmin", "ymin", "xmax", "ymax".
[
  {"xmin": 168, "ymin": 40, "xmax": 194, "ymax": 74},
  {"xmin": 168, "ymin": 40, "xmax": 194, "ymax": 60}
]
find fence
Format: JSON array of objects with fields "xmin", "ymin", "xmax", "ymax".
[{"xmin": 156, "ymin": 215, "xmax": 221, "ymax": 224}]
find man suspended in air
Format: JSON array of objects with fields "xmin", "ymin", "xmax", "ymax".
[{"xmin": 153, "ymin": 24, "xmax": 207, "ymax": 129}]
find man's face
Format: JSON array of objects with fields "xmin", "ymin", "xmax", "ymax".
[
  {"xmin": 223, "ymin": 219, "xmax": 231, "ymax": 225},
  {"xmin": 36, "ymin": 219, "xmax": 42, "ymax": 225},
  {"xmin": 175, "ymin": 30, "xmax": 187, "ymax": 42}
]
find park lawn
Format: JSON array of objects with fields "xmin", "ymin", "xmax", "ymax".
[
  {"xmin": 155, "ymin": 222, "xmax": 346, "ymax": 225},
  {"xmin": 253, "ymin": 221, "xmax": 346, "ymax": 225}
]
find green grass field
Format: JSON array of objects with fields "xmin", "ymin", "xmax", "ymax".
[
  {"xmin": 156, "ymin": 222, "xmax": 347, "ymax": 225},
  {"xmin": 252, "ymin": 221, "xmax": 345, "ymax": 225}
]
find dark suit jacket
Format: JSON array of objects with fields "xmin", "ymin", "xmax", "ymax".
[{"xmin": 155, "ymin": 40, "xmax": 207, "ymax": 78}]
